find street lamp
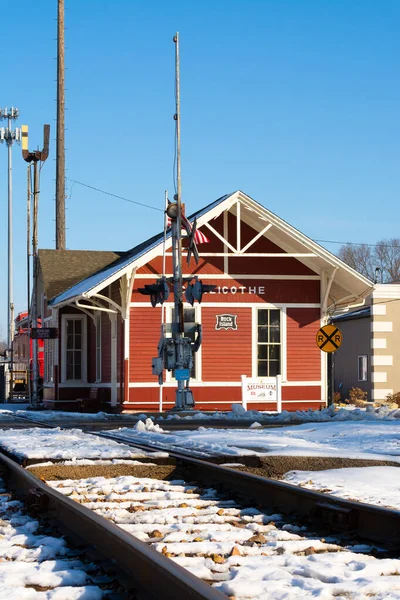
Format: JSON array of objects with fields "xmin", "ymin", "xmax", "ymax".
[{"xmin": 0, "ymin": 107, "xmax": 21, "ymax": 400}]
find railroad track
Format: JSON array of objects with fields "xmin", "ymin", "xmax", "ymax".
[
  {"xmin": 0, "ymin": 450, "xmax": 224, "ymax": 600},
  {"xmin": 0, "ymin": 457, "xmax": 132, "ymax": 599},
  {"xmin": 44, "ymin": 453, "xmax": 400, "ymax": 599},
  {"xmin": 0, "ymin": 411, "xmax": 290, "ymax": 432},
  {"xmin": 3, "ymin": 415, "xmax": 400, "ymax": 547},
  {"xmin": 2, "ymin": 414, "xmax": 400, "ymax": 597}
]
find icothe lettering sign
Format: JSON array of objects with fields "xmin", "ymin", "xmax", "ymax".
[
  {"xmin": 215, "ymin": 314, "xmax": 238, "ymax": 330},
  {"xmin": 209, "ymin": 285, "xmax": 266, "ymax": 295}
]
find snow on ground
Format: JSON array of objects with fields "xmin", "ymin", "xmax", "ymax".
[
  {"xmin": 283, "ymin": 466, "xmax": 400, "ymax": 511},
  {"xmin": 160, "ymin": 403, "xmax": 400, "ymax": 424},
  {"xmin": 0, "ymin": 428, "xmax": 168, "ymax": 460},
  {"xmin": 0, "ymin": 407, "xmax": 142, "ymax": 421},
  {"xmin": 107, "ymin": 419, "xmax": 400, "ymax": 462},
  {"xmin": 1, "ymin": 403, "xmax": 400, "ymax": 426},
  {"xmin": 50, "ymin": 474, "xmax": 400, "ymax": 600},
  {"xmin": 0, "ymin": 476, "xmax": 105, "ymax": 598},
  {"xmin": 0, "ymin": 403, "xmax": 30, "ymax": 414}
]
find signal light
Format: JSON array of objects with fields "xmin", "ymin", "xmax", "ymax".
[
  {"xmin": 138, "ymin": 279, "xmax": 170, "ymax": 307},
  {"xmin": 185, "ymin": 279, "xmax": 216, "ymax": 306}
]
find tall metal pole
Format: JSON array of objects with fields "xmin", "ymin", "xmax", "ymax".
[
  {"xmin": 7, "ymin": 118, "xmax": 14, "ymax": 404},
  {"xmin": 148, "ymin": 35, "xmax": 195, "ymax": 410},
  {"xmin": 173, "ymin": 32, "xmax": 186, "ymax": 410},
  {"xmin": 159, "ymin": 190, "xmax": 169, "ymax": 413},
  {"xmin": 32, "ymin": 161, "xmax": 39, "ymax": 405},
  {"xmin": 27, "ymin": 166, "xmax": 31, "ymax": 403},
  {"xmin": 56, "ymin": 0, "xmax": 66, "ymax": 250},
  {"xmin": 0, "ymin": 107, "xmax": 20, "ymax": 401},
  {"xmin": 7, "ymin": 123, "xmax": 13, "ymax": 351},
  {"xmin": 22, "ymin": 124, "xmax": 50, "ymax": 407}
]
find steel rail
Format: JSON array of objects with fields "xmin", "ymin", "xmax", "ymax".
[
  {"xmin": 0, "ymin": 450, "xmax": 225, "ymax": 600},
  {"xmin": 94, "ymin": 432, "xmax": 400, "ymax": 549},
  {"xmin": 4, "ymin": 413, "xmax": 290, "ymax": 432},
  {"xmin": 5, "ymin": 417, "xmax": 400, "ymax": 547}
]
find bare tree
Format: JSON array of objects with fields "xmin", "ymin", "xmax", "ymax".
[
  {"xmin": 375, "ymin": 239, "xmax": 400, "ymax": 283},
  {"xmin": 338, "ymin": 244, "xmax": 376, "ymax": 281},
  {"xmin": 338, "ymin": 238, "xmax": 400, "ymax": 283}
]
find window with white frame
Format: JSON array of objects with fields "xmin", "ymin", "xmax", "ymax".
[
  {"xmin": 358, "ymin": 355, "xmax": 368, "ymax": 382},
  {"xmin": 257, "ymin": 309, "xmax": 281, "ymax": 377},
  {"xmin": 62, "ymin": 315, "xmax": 86, "ymax": 382},
  {"xmin": 43, "ymin": 320, "xmax": 54, "ymax": 383},
  {"xmin": 44, "ymin": 339, "xmax": 54, "ymax": 383},
  {"xmin": 167, "ymin": 306, "xmax": 198, "ymax": 379},
  {"xmin": 95, "ymin": 315, "xmax": 102, "ymax": 382}
]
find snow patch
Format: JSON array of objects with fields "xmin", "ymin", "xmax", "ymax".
[{"xmin": 134, "ymin": 418, "xmax": 164, "ymax": 433}]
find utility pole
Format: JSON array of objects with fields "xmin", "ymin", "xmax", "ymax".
[
  {"xmin": 22, "ymin": 124, "xmax": 50, "ymax": 406},
  {"xmin": 27, "ymin": 166, "xmax": 31, "ymax": 403},
  {"xmin": 56, "ymin": 0, "xmax": 66, "ymax": 250},
  {"xmin": 0, "ymin": 107, "xmax": 21, "ymax": 401}
]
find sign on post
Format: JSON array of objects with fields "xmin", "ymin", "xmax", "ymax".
[
  {"xmin": 30, "ymin": 328, "xmax": 58, "ymax": 340},
  {"xmin": 175, "ymin": 368, "xmax": 190, "ymax": 381},
  {"xmin": 316, "ymin": 324, "xmax": 342, "ymax": 353},
  {"xmin": 241, "ymin": 375, "xmax": 282, "ymax": 412}
]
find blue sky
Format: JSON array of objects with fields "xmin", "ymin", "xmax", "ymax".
[{"xmin": 1, "ymin": 0, "xmax": 400, "ymax": 337}]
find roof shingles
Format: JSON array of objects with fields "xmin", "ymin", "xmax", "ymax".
[{"xmin": 38, "ymin": 249, "xmax": 124, "ymax": 300}]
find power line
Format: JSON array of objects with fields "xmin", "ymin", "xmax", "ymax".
[
  {"xmin": 316, "ymin": 239, "xmax": 400, "ymax": 249},
  {"xmin": 66, "ymin": 177, "xmax": 164, "ymax": 212},
  {"xmin": 66, "ymin": 179, "xmax": 400, "ymax": 249}
]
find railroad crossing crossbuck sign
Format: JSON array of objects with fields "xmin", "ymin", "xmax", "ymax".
[{"xmin": 316, "ymin": 324, "xmax": 343, "ymax": 353}]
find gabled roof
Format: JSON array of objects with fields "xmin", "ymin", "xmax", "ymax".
[
  {"xmin": 39, "ymin": 249, "xmax": 124, "ymax": 301},
  {"xmin": 49, "ymin": 190, "xmax": 374, "ymax": 309}
]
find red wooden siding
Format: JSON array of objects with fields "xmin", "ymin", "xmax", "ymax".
[
  {"xmin": 136, "ymin": 255, "xmax": 225, "ymax": 277},
  {"xmin": 286, "ymin": 308, "xmax": 321, "ymax": 381},
  {"xmin": 44, "ymin": 386, "xmax": 111, "ymax": 402},
  {"xmin": 282, "ymin": 386, "xmax": 321, "ymax": 401},
  {"xmin": 201, "ymin": 307, "xmax": 252, "ymax": 381},
  {"xmin": 130, "ymin": 307, "xmax": 162, "ymax": 382}
]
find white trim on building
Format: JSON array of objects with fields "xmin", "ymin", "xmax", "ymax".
[
  {"xmin": 371, "ymin": 321, "xmax": 393, "ymax": 332},
  {"xmin": 61, "ymin": 314, "xmax": 87, "ymax": 384},
  {"xmin": 371, "ymin": 355, "xmax": 393, "ymax": 367}
]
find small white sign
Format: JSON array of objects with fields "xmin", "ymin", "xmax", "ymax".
[
  {"xmin": 241, "ymin": 375, "xmax": 282, "ymax": 412},
  {"xmin": 215, "ymin": 314, "xmax": 238, "ymax": 330}
]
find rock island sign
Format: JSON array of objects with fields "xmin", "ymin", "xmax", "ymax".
[{"xmin": 215, "ymin": 314, "xmax": 238, "ymax": 330}]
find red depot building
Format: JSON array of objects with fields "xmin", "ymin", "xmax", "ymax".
[{"xmin": 37, "ymin": 191, "xmax": 373, "ymax": 412}]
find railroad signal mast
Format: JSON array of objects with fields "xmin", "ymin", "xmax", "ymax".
[
  {"xmin": 139, "ymin": 33, "xmax": 215, "ymax": 410},
  {"xmin": 22, "ymin": 124, "xmax": 50, "ymax": 406}
]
